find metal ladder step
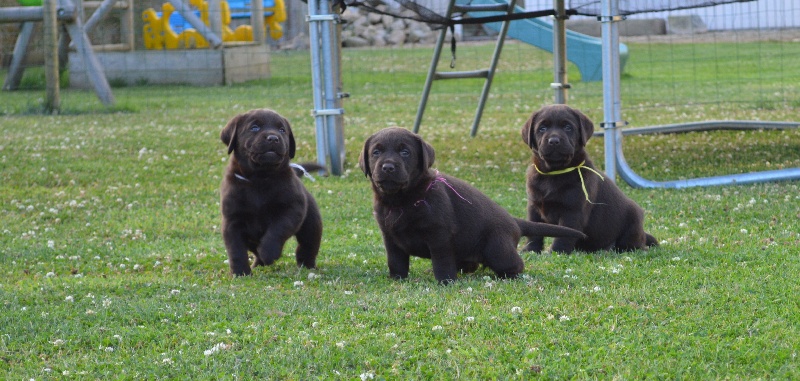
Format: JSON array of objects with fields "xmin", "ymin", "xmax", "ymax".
[
  {"xmin": 433, "ymin": 69, "xmax": 490, "ymax": 80},
  {"xmin": 414, "ymin": 0, "xmax": 518, "ymax": 137}
]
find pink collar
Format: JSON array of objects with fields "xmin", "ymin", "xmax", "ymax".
[{"xmin": 414, "ymin": 170, "xmax": 472, "ymax": 208}]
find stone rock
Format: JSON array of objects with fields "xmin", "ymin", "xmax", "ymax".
[
  {"xmin": 342, "ymin": 36, "xmax": 370, "ymax": 48},
  {"xmin": 367, "ymin": 12, "xmax": 383, "ymax": 24},
  {"xmin": 387, "ymin": 28, "xmax": 407, "ymax": 45},
  {"xmin": 668, "ymin": 15, "xmax": 708, "ymax": 34}
]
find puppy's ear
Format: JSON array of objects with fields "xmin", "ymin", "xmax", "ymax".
[
  {"xmin": 358, "ymin": 135, "xmax": 372, "ymax": 178},
  {"xmin": 221, "ymin": 114, "xmax": 244, "ymax": 155},
  {"xmin": 416, "ymin": 135, "xmax": 435, "ymax": 170},
  {"xmin": 521, "ymin": 112, "xmax": 538, "ymax": 149},
  {"xmin": 573, "ymin": 108, "xmax": 595, "ymax": 146},
  {"xmin": 281, "ymin": 115, "xmax": 296, "ymax": 159}
]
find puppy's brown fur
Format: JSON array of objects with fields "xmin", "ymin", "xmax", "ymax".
[
  {"xmin": 521, "ymin": 104, "xmax": 657, "ymax": 253},
  {"xmin": 220, "ymin": 109, "xmax": 322, "ymax": 276},
  {"xmin": 359, "ymin": 127, "xmax": 586, "ymax": 283}
]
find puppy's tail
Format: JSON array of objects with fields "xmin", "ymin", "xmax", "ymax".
[
  {"xmin": 645, "ymin": 233, "xmax": 659, "ymax": 247},
  {"xmin": 514, "ymin": 218, "xmax": 586, "ymax": 239}
]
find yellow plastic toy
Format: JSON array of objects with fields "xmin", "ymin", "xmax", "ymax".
[{"xmin": 142, "ymin": 0, "xmax": 285, "ymax": 50}]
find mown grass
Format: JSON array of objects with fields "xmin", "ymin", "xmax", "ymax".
[{"xmin": 1, "ymin": 37, "xmax": 799, "ymax": 379}]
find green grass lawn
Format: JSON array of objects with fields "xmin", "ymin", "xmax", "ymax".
[{"xmin": 1, "ymin": 39, "xmax": 799, "ymax": 379}]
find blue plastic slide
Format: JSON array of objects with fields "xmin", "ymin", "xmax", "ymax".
[{"xmin": 461, "ymin": 0, "xmax": 628, "ymax": 82}]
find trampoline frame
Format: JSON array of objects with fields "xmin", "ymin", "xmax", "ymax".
[{"xmin": 594, "ymin": 0, "xmax": 800, "ymax": 188}]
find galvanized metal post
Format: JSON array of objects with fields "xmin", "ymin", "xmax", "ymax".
[
  {"xmin": 551, "ymin": 0, "xmax": 568, "ymax": 104},
  {"xmin": 599, "ymin": 0, "xmax": 621, "ymax": 182},
  {"xmin": 307, "ymin": 0, "xmax": 345, "ymax": 175}
]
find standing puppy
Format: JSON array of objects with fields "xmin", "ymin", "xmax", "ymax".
[
  {"xmin": 360, "ymin": 127, "xmax": 586, "ymax": 283},
  {"xmin": 521, "ymin": 104, "xmax": 658, "ymax": 253},
  {"xmin": 220, "ymin": 109, "xmax": 322, "ymax": 276}
]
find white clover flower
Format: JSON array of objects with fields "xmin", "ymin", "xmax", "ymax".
[
  {"xmin": 511, "ymin": 306, "xmax": 522, "ymax": 314},
  {"xmin": 52, "ymin": 339, "xmax": 65, "ymax": 346},
  {"xmin": 432, "ymin": 325, "xmax": 443, "ymax": 331},
  {"xmin": 293, "ymin": 281, "xmax": 304, "ymax": 287},
  {"xmin": 170, "ymin": 290, "xmax": 180, "ymax": 295},
  {"xmin": 47, "ymin": 240, "xmax": 55, "ymax": 249},
  {"xmin": 559, "ymin": 315, "xmax": 571, "ymax": 322},
  {"xmin": 360, "ymin": 372, "xmax": 375, "ymax": 380},
  {"xmin": 204, "ymin": 342, "xmax": 231, "ymax": 356},
  {"xmin": 65, "ymin": 295, "xmax": 74, "ymax": 302},
  {"xmin": 336, "ymin": 342, "xmax": 345, "ymax": 348},
  {"xmin": 465, "ymin": 316, "xmax": 475, "ymax": 322},
  {"xmin": 740, "ymin": 229, "xmax": 748, "ymax": 234},
  {"xmin": 45, "ymin": 272, "xmax": 56, "ymax": 278}
]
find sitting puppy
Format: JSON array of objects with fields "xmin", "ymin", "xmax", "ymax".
[
  {"xmin": 359, "ymin": 127, "xmax": 586, "ymax": 283},
  {"xmin": 220, "ymin": 108, "xmax": 322, "ymax": 276},
  {"xmin": 521, "ymin": 104, "xmax": 658, "ymax": 253}
]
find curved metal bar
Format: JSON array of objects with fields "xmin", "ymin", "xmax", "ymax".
[
  {"xmin": 593, "ymin": 120, "xmax": 799, "ymax": 137},
  {"xmin": 595, "ymin": 120, "xmax": 800, "ymax": 189},
  {"xmin": 599, "ymin": 0, "xmax": 799, "ymax": 189}
]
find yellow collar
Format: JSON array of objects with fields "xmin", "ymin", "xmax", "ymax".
[{"xmin": 534, "ymin": 160, "xmax": 605, "ymax": 204}]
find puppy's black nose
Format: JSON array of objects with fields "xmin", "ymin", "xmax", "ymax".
[
  {"xmin": 267, "ymin": 135, "xmax": 280, "ymax": 143},
  {"xmin": 547, "ymin": 137, "xmax": 560, "ymax": 146},
  {"xmin": 381, "ymin": 163, "xmax": 396, "ymax": 173}
]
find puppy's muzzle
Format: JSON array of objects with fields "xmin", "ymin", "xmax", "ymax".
[{"xmin": 381, "ymin": 163, "xmax": 396, "ymax": 173}]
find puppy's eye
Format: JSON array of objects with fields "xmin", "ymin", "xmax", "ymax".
[
  {"xmin": 564, "ymin": 124, "xmax": 573, "ymax": 132},
  {"xmin": 537, "ymin": 126, "xmax": 547, "ymax": 133},
  {"xmin": 372, "ymin": 149, "xmax": 381, "ymax": 156},
  {"xmin": 279, "ymin": 127, "xmax": 286, "ymax": 133},
  {"xmin": 399, "ymin": 149, "xmax": 411, "ymax": 157},
  {"xmin": 250, "ymin": 125, "xmax": 261, "ymax": 132}
]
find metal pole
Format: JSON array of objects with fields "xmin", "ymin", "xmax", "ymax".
[
  {"xmin": 599, "ymin": 0, "xmax": 621, "ymax": 182},
  {"xmin": 307, "ymin": 0, "xmax": 328, "ymax": 170},
  {"xmin": 470, "ymin": 0, "xmax": 517, "ymax": 137},
  {"xmin": 319, "ymin": 0, "xmax": 341, "ymax": 174},
  {"xmin": 552, "ymin": 0, "xmax": 568, "ymax": 104},
  {"xmin": 307, "ymin": 0, "xmax": 345, "ymax": 175},
  {"xmin": 413, "ymin": 0, "xmax": 456, "ymax": 133}
]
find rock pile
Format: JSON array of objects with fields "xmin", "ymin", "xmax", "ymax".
[{"xmin": 340, "ymin": 5, "xmax": 439, "ymax": 47}]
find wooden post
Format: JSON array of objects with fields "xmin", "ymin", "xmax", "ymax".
[
  {"xmin": 2, "ymin": 22, "xmax": 35, "ymax": 91},
  {"xmin": 208, "ymin": 0, "xmax": 223, "ymax": 43},
  {"xmin": 251, "ymin": 0, "xmax": 264, "ymax": 44},
  {"xmin": 62, "ymin": 0, "xmax": 115, "ymax": 105},
  {"xmin": 43, "ymin": 0, "xmax": 61, "ymax": 113}
]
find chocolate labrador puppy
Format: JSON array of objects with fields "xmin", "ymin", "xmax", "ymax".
[
  {"xmin": 359, "ymin": 127, "xmax": 586, "ymax": 283},
  {"xmin": 220, "ymin": 109, "xmax": 322, "ymax": 276},
  {"xmin": 521, "ymin": 104, "xmax": 657, "ymax": 253}
]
